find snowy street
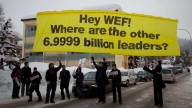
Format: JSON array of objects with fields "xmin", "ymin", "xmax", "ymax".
[{"xmin": 0, "ymin": 69, "xmax": 191, "ymax": 108}]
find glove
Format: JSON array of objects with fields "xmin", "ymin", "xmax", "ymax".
[
  {"xmin": 91, "ymin": 57, "xmax": 94, "ymax": 61},
  {"xmin": 103, "ymin": 58, "xmax": 106, "ymax": 61},
  {"xmin": 143, "ymin": 66, "xmax": 148, "ymax": 71}
]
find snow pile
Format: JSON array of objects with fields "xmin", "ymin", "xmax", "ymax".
[{"xmin": 0, "ymin": 70, "xmax": 12, "ymax": 99}]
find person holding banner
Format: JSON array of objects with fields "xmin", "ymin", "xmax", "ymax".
[
  {"xmin": 91, "ymin": 57, "xmax": 109, "ymax": 104},
  {"xmin": 143, "ymin": 61, "xmax": 164, "ymax": 107},
  {"xmin": 11, "ymin": 63, "xmax": 21, "ymax": 99},
  {"xmin": 28, "ymin": 67, "xmax": 42, "ymax": 102},
  {"xmin": 45, "ymin": 61, "xmax": 62, "ymax": 104},
  {"xmin": 109, "ymin": 64, "xmax": 122, "ymax": 104}
]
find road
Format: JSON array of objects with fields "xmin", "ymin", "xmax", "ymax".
[{"xmin": 0, "ymin": 72, "xmax": 191, "ymax": 108}]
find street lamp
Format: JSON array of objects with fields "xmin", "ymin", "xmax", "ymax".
[
  {"xmin": 178, "ymin": 28, "xmax": 192, "ymax": 43},
  {"xmin": 178, "ymin": 28, "xmax": 192, "ymax": 50},
  {"xmin": 178, "ymin": 28, "xmax": 192, "ymax": 66}
]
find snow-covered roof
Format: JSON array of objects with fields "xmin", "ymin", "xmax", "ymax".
[
  {"xmin": 83, "ymin": 4, "xmax": 123, "ymax": 11},
  {"xmin": 21, "ymin": 15, "xmax": 36, "ymax": 21}
]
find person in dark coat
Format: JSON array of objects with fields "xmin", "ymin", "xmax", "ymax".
[
  {"xmin": 28, "ymin": 67, "xmax": 42, "ymax": 102},
  {"xmin": 21, "ymin": 61, "xmax": 31, "ymax": 96},
  {"xmin": 73, "ymin": 67, "xmax": 84, "ymax": 98},
  {"xmin": 91, "ymin": 57, "xmax": 109, "ymax": 104},
  {"xmin": 143, "ymin": 61, "xmax": 163, "ymax": 107},
  {"xmin": 59, "ymin": 65, "xmax": 71, "ymax": 100},
  {"xmin": 11, "ymin": 63, "xmax": 21, "ymax": 99},
  {"xmin": 0, "ymin": 58, "xmax": 4, "ymax": 70},
  {"xmin": 109, "ymin": 64, "xmax": 122, "ymax": 104},
  {"xmin": 45, "ymin": 61, "xmax": 62, "ymax": 104}
]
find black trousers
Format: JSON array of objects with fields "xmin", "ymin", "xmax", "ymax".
[
  {"xmin": 112, "ymin": 83, "xmax": 122, "ymax": 102},
  {"xmin": 46, "ymin": 82, "xmax": 57, "ymax": 102},
  {"xmin": 97, "ymin": 83, "xmax": 106, "ymax": 102},
  {"xmin": 21, "ymin": 78, "xmax": 30, "ymax": 96},
  {"xmin": 154, "ymin": 86, "xmax": 163, "ymax": 105},
  {"xmin": 29, "ymin": 84, "xmax": 42, "ymax": 100},
  {"xmin": 60, "ymin": 83, "xmax": 70, "ymax": 99},
  {"xmin": 12, "ymin": 80, "xmax": 20, "ymax": 98}
]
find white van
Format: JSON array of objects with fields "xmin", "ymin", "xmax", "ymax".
[
  {"xmin": 162, "ymin": 68, "xmax": 176, "ymax": 82},
  {"xmin": 121, "ymin": 69, "xmax": 137, "ymax": 87}
]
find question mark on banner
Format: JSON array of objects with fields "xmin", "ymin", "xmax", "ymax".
[{"xmin": 162, "ymin": 43, "xmax": 168, "ymax": 50}]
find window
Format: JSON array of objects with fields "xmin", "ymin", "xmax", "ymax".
[
  {"xmin": 24, "ymin": 43, "xmax": 33, "ymax": 49},
  {"xmin": 25, "ymin": 25, "xmax": 36, "ymax": 37}
]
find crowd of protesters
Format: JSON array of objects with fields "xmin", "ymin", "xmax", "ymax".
[{"xmin": 10, "ymin": 57, "xmax": 164, "ymax": 107}]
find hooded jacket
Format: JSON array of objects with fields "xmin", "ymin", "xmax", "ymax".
[{"xmin": 45, "ymin": 62, "xmax": 62, "ymax": 82}]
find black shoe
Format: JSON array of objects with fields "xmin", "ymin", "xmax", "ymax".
[
  {"xmin": 37, "ymin": 99, "xmax": 42, "ymax": 102},
  {"xmin": 98, "ymin": 100, "xmax": 102, "ymax": 103},
  {"xmin": 12, "ymin": 97, "xmax": 16, "ymax": 99},
  {"xmin": 154, "ymin": 104, "xmax": 159, "ymax": 106},
  {"xmin": 112, "ymin": 101, "xmax": 116, "ymax": 103},
  {"xmin": 159, "ymin": 104, "xmax": 163, "ymax": 106},
  {"xmin": 61, "ymin": 98, "xmax": 65, "ymax": 100},
  {"xmin": 16, "ymin": 96, "xmax": 20, "ymax": 99},
  {"xmin": 50, "ymin": 100, "xmax": 55, "ymax": 103},
  {"xmin": 27, "ymin": 99, "xmax": 32, "ymax": 102},
  {"xmin": 103, "ymin": 101, "xmax": 105, "ymax": 104},
  {"xmin": 44, "ymin": 101, "xmax": 49, "ymax": 104},
  {"xmin": 119, "ymin": 101, "xmax": 123, "ymax": 105}
]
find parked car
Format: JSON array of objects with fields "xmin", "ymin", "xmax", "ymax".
[
  {"xmin": 167, "ymin": 67, "xmax": 178, "ymax": 74},
  {"xmin": 162, "ymin": 68, "xmax": 176, "ymax": 82},
  {"xmin": 174, "ymin": 66, "xmax": 183, "ymax": 73},
  {"xmin": 121, "ymin": 69, "xmax": 137, "ymax": 87},
  {"xmin": 72, "ymin": 71, "xmax": 112, "ymax": 97},
  {"xmin": 137, "ymin": 70, "xmax": 153, "ymax": 82}
]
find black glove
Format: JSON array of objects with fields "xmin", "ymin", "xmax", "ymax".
[
  {"xmin": 103, "ymin": 58, "xmax": 106, "ymax": 61},
  {"xmin": 143, "ymin": 66, "xmax": 148, "ymax": 71},
  {"xmin": 91, "ymin": 57, "xmax": 94, "ymax": 61}
]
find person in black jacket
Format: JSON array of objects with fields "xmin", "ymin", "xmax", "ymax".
[
  {"xmin": 28, "ymin": 67, "xmax": 42, "ymax": 102},
  {"xmin": 59, "ymin": 65, "xmax": 71, "ymax": 100},
  {"xmin": 143, "ymin": 61, "xmax": 163, "ymax": 107},
  {"xmin": 109, "ymin": 64, "xmax": 122, "ymax": 104},
  {"xmin": 11, "ymin": 63, "xmax": 21, "ymax": 99},
  {"xmin": 45, "ymin": 61, "xmax": 62, "ymax": 104},
  {"xmin": 91, "ymin": 57, "xmax": 109, "ymax": 104},
  {"xmin": 21, "ymin": 61, "xmax": 31, "ymax": 96},
  {"xmin": 73, "ymin": 67, "xmax": 84, "ymax": 98}
]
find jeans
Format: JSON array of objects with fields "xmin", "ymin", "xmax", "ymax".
[
  {"xmin": 21, "ymin": 78, "xmax": 30, "ymax": 96},
  {"xmin": 46, "ymin": 82, "xmax": 57, "ymax": 102}
]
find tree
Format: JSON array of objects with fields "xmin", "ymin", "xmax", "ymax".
[{"xmin": 0, "ymin": 3, "xmax": 5, "ymax": 28}]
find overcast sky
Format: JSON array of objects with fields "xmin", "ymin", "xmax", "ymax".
[{"xmin": 1, "ymin": 0, "xmax": 192, "ymax": 40}]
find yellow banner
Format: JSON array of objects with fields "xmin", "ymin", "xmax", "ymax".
[{"xmin": 33, "ymin": 10, "xmax": 180, "ymax": 56}]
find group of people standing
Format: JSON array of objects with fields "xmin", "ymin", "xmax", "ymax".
[
  {"xmin": 11, "ymin": 61, "xmax": 71, "ymax": 104},
  {"xmin": 11, "ymin": 61, "xmax": 42, "ymax": 102},
  {"xmin": 11, "ymin": 58, "xmax": 164, "ymax": 107}
]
